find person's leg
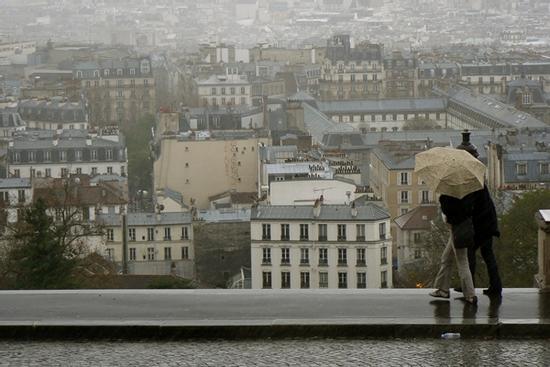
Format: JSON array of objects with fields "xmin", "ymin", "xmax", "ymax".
[
  {"xmin": 467, "ymin": 244, "xmax": 479, "ymax": 287},
  {"xmin": 480, "ymin": 237, "xmax": 502, "ymax": 294},
  {"xmin": 433, "ymin": 236, "xmax": 454, "ymax": 293},
  {"xmin": 453, "ymin": 245, "xmax": 476, "ymax": 300}
]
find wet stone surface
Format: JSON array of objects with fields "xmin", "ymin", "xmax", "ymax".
[{"xmin": 1, "ymin": 339, "xmax": 549, "ymax": 367}]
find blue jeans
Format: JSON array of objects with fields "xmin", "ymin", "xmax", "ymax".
[{"xmin": 468, "ymin": 237, "xmax": 502, "ymax": 292}]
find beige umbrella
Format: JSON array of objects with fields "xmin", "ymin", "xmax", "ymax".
[{"xmin": 414, "ymin": 146, "xmax": 486, "ymax": 199}]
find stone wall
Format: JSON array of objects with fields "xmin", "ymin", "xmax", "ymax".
[{"xmin": 193, "ymin": 221, "xmax": 251, "ymax": 288}]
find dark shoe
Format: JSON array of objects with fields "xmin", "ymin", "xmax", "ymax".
[
  {"xmin": 483, "ymin": 288, "xmax": 502, "ymax": 297},
  {"xmin": 454, "ymin": 287, "xmax": 463, "ymax": 292},
  {"xmin": 429, "ymin": 289, "xmax": 450, "ymax": 299},
  {"xmin": 464, "ymin": 296, "xmax": 478, "ymax": 305}
]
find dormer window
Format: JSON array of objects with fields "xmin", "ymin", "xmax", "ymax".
[
  {"xmin": 28, "ymin": 151, "xmax": 35, "ymax": 162},
  {"xmin": 129, "ymin": 68, "xmax": 136, "ymax": 75},
  {"xmin": 94, "ymin": 70, "xmax": 100, "ymax": 78},
  {"xmin": 104, "ymin": 69, "xmax": 110, "ymax": 76},
  {"xmin": 76, "ymin": 71, "xmax": 83, "ymax": 78},
  {"xmin": 522, "ymin": 92, "xmax": 532, "ymax": 105}
]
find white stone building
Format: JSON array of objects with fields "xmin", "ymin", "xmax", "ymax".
[
  {"xmin": 0, "ymin": 178, "xmax": 32, "ymax": 224},
  {"xmin": 251, "ymin": 202, "xmax": 392, "ymax": 289},
  {"xmin": 195, "ymin": 68, "xmax": 252, "ymax": 108}
]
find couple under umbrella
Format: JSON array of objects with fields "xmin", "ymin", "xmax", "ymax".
[{"xmin": 414, "ymin": 131, "xmax": 502, "ymax": 305}]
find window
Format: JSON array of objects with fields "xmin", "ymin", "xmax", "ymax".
[
  {"xmin": 164, "ymin": 227, "xmax": 171, "ymax": 240},
  {"xmin": 319, "ymin": 248, "xmax": 328, "ymax": 266},
  {"xmin": 107, "ymin": 167, "xmax": 113, "ymax": 174},
  {"xmin": 28, "ymin": 151, "xmax": 35, "ymax": 162},
  {"xmin": 318, "ymin": 224, "xmax": 327, "ymax": 241},
  {"xmin": 106, "ymin": 229, "xmax": 114, "ymax": 242},
  {"xmin": 381, "ymin": 247, "xmax": 388, "ymax": 265},
  {"xmin": 281, "ymin": 247, "xmax": 290, "ymax": 265},
  {"xmin": 280, "ymin": 224, "xmax": 289, "ymax": 240},
  {"xmin": 300, "ymin": 272, "xmax": 310, "ymax": 289},
  {"xmin": 338, "ymin": 272, "xmax": 348, "ymax": 288},
  {"xmin": 356, "ymin": 224, "xmax": 365, "ymax": 241},
  {"xmin": 381, "ymin": 271, "xmax": 388, "ymax": 288},
  {"xmin": 262, "ymin": 272, "xmax": 272, "ymax": 289},
  {"xmin": 240, "ymin": 87, "xmax": 245, "ymax": 95},
  {"xmin": 44, "ymin": 151, "xmax": 51, "ymax": 161},
  {"xmin": 76, "ymin": 168, "xmax": 82, "ymax": 175},
  {"xmin": 337, "ymin": 224, "xmax": 347, "ymax": 240},
  {"xmin": 338, "ymin": 248, "xmax": 347, "ymax": 266},
  {"xmin": 400, "ymin": 191, "xmax": 409, "ymax": 204},
  {"xmin": 91, "ymin": 167, "xmax": 98, "ymax": 176},
  {"xmin": 299, "ymin": 224, "xmax": 309, "ymax": 241},
  {"xmin": 379, "ymin": 223, "xmax": 386, "ymax": 240},
  {"xmin": 262, "ymin": 224, "xmax": 271, "ymax": 240},
  {"xmin": 357, "ymin": 248, "xmax": 366, "ymax": 266},
  {"xmin": 129, "ymin": 248, "xmax": 136, "ymax": 261},
  {"xmin": 61, "ymin": 168, "xmax": 68, "ymax": 177},
  {"xmin": 357, "ymin": 272, "xmax": 367, "ymax": 288},
  {"xmin": 147, "ymin": 247, "xmax": 155, "ymax": 260},
  {"xmin": 400, "ymin": 172, "xmax": 409, "ymax": 185},
  {"xmin": 414, "ymin": 248, "xmax": 422, "ymax": 259},
  {"xmin": 281, "ymin": 272, "xmax": 291, "ymax": 289},
  {"xmin": 414, "ymin": 232, "xmax": 422, "ymax": 244},
  {"xmin": 181, "ymin": 226, "xmax": 189, "ymax": 240},
  {"xmin": 147, "ymin": 227, "xmax": 154, "ymax": 241},
  {"xmin": 300, "ymin": 248, "xmax": 309, "ymax": 265},
  {"xmin": 319, "ymin": 272, "xmax": 328, "ymax": 288},
  {"xmin": 181, "ymin": 246, "xmax": 189, "ymax": 259},
  {"xmin": 262, "ymin": 248, "xmax": 271, "ymax": 264},
  {"xmin": 164, "ymin": 247, "xmax": 172, "ymax": 260},
  {"xmin": 516, "ymin": 163, "xmax": 527, "ymax": 176},
  {"xmin": 59, "ymin": 150, "xmax": 67, "ymax": 161},
  {"xmin": 91, "ymin": 150, "xmax": 97, "ymax": 160},
  {"xmin": 421, "ymin": 190, "xmax": 430, "ymax": 203},
  {"xmin": 106, "ymin": 149, "xmax": 113, "ymax": 160},
  {"xmin": 17, "ymin": 189, "xmax": 25, "ymax": 203},
  {"xmin": 105, "ymin": 248, "xmax": 114, "ymax": 261},
  {"xmin": 45, "ymin": 168, "xmax": 51, "ymax": 177},
  {"xmin": 541, "ymin": 163, "xmax": 550, "ymax": 175},
  {"xmin": 128, "ymin": 228, "xmax": 136, "ymax": 241},
  {"xmin": 13, "ymin": 169, "xmax": 20, "ymax": 178}
]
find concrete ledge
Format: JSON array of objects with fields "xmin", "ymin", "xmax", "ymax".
[{"xmin": 1, "ymin": 289, "xmax": 549, "ymax": 340}]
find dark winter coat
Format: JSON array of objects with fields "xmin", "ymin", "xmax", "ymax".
[{"xmin": 439, "ymin": 185, "xmax": 500, "ymax": 242}]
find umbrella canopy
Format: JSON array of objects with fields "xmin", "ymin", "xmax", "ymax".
[{"xmin": 414, "ymin": 147, "xmax": 486, "ymax": 199}]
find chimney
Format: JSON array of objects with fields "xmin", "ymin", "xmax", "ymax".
[
  {"xmin": 350, "ymin": 202, "xmax": 358, "ymax": 218},
  {"xmin": 456, "ymin": 130, "xmax": 479, "ymax": 158},
  {"xmin": 313, "ymin": 198, "xmax": 321, "ymax": 218}
]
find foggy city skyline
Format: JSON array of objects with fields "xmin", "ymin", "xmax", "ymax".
[{"xmin": 2, "ymin": 0, "xmax": 550, "ymax": 364}]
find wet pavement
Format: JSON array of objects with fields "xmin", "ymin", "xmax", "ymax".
[
  {"xmin": 1, "ymin": 340, "xmax": 549, "ymax": 366},
  {"xmin": 0, "ymin": 289, "xmax": 549, "ymax": 339}
]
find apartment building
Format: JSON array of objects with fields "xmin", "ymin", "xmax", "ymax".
[
  {"xmin": 320, "ymin": 35, "xmax": 384, "ymax": 100},
  {"xmin": 18, "ymin": 99, "xmax": 88, "ymax": 130},
  {"xmin": 0, "ymin": 178, "xmax": 32, "ymax": 224},
  {"xmin": 251, "ymin": 202, "xmax": 392, "ymax": 289},
  {"xmin": 154, "ymin": 130, "xmax": 270, "ymax": 209},
  {"xmin": 73, "ymin": 57, "xmax": 155, "ymax": 126},
  {"xmin": 194, "ymin": 67, "xmax": 253, "ymax": 108},
  {"xmin": 6, "ymin": 128, "xmax": 127, "ymax": 179},
  {"xmin": 98, "ymin": 212, "xmax": 194, "ymax": 277}
]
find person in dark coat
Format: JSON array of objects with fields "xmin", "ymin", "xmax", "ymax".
[{"xmin": 455, "ymin": 131, "xmax": 503, "ymax": 297}]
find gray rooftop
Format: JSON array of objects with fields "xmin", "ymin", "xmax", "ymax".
[
  {"xmin": 445, "ymin": 86, "xmax": 547, "ymax": 129},
  {"xmin": 98, "ymin": 212, "xmax": 192, "ymax": 226},
  {"xmin": 0, "ymin": 178, "xmax": 31, "ymax": 189},
  {"xmin": 302, "ymin": 102, "xmax": 354, "ymax": 145},
  {"xmin": 197, "ymin": 208, "xmax": 251, "ymax": 223},
  {"xmin": 251, "ymin": 203, "xmax": 389, "ymax": 221},
  {"xmin": 318, "ymin": 98, "xmax": 447, "ymax": 114}
]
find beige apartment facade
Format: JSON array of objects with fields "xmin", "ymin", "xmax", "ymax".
[{"xmin": 154, "ymin": 133, "xmax": 270, "ymax": 209}]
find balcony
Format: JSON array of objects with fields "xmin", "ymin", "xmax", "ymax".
[
  {"xmin": 280, "ymin": 259, "xmax": 290, "ymax": 266},
  {"xmin": 356, "ymin": 236, "xmax": 365, "ymax": 242},
  {"xmin": 318, "ymin": 259, "xmax": 328, "ymax": 267},
  {"xmin": 261, "ymin": 259, "xmax": 271, "ymax": 266},
  {"xmin": 356, "ymin": 260, "xmax": 366, "ymax": 267},
  {"xmin": 337, "ymin": 260, "xmax": 347, "ymax": 267},
  {"xmin": 299, "ymin": 236, "xmax": 309, "ymax": 241},
  {"xmin": 337, "ymin": 236, "xmax": 347, "ymax": 241},
  {"xmin": 280, "ymin": 236, "xmax": 290, "ymax": 241},
  {"xmin": 381, "ymin": 258, "xmax": 388, "ymax": 265},
  {"xmin": 262, "ymin": 236, "xmax": 271, "ymax": 241},
  {"xmin": 299, "ymin": 259, "xmax": 309, "ymax": 266},
  {"xmin": 318, "ymin": 236, "xmax": 327, "ymax": 242}
]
